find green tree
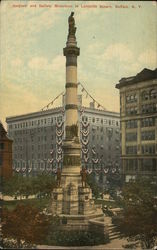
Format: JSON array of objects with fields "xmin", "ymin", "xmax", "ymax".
[
  {"xmin": 32, "ymin": 174, "xmax": 56, "ymax": 198},
  {"xmin": 2, "ymin": 174, "xmax": 56, "ymax": 199},
  {"xmin": 87, "ymin": 173, "xmax": 101, "ymax": 199},
  {"xmin": 113, "ymin": 179, "xmax": 157, "ymax": 249}
]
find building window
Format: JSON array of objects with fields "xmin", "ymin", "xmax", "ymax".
[
  {"xmin": 125, "ymin": 159, "xmax": 138, "ymax": 171},
  {"xmin": 126, "ymin": 106, "xmax": 137, "ymax": 115},
  {"xmin": 92, "ymin": 118, "xmax": 95, "ymax": 123},
  {"xmin": 126, "ymin": 146, "xmax": 137, "ymax": 155},
  {"xmin": 141, "ymin": 159, "xmax": 156, "ymax": 172},
  {"xmin": 126, "ymin": 120, "xmax": 138, "ymax": 129},
  {"xmin": 141, "ymin": 117, "xmax": 155, "ymax": 127},
  {"xmin": 126, "ymin": 93, "xmax": 137, "ymax": 103},
  {"xmin": 0, "ymin": 143, "xmax": 4, "ymax": 150},
  {"xmin": 104, "ymin": 119, "xmax": 107, "ymax": 124},
  {"xmin": 141, "ymin": 91, "xmax": 149, "ymax": 101},
  {"xmin": 96, "ymin": 118, "xmax": 99, "ymax": 123},
  {"xmin": 126, "ymin": 132, "xmax": 137, "ymax": 142},
  {"xmin": 150, "ymin": 89, "xmax": 157, "ymax": 99},
  {"xmin": 141, "ymin": 103, "xmax": 157, "ymax": 114},
  {"xmin": 141, "ymin": 144, "xmax": 155, "ymax": 154},
  {"xmin": 141, "ymin": 130, "xmax": 155, "ymax": 141}
]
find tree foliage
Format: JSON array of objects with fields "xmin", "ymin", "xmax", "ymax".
[
  {"xmin": 2, "ymin": 174, "xmax": 56, "ymax": 198},
  {"xmin": 2, "ymin": 204, "xmax": 51, "ymax": 248},
  {"xmin": 113, "ymin": 179, "xmax": 157, "ymax": 249},
  {"xmin": 87, "ymin": 173, "xmax": 101, "ymax": 198}
]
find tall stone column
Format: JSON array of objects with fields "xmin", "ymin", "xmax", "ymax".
[
  {"xmin": 50, "ymin": 13, "xmax": 103, "ymax": 222},
  {"xmin": 62, "ymin": 12, "xmax": 81, "ymax": 178}
]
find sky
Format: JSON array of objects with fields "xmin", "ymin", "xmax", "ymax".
[{"xmin": 0, "ymin": 0, "xmax": 156, "ymax": 128}]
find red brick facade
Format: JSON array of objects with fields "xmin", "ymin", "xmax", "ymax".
[{"xmin": 0, "ymin": 122, "xmax": 13, "ymax": 179}]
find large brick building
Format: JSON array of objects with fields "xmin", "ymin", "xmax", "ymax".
[
  {"xmin": 6, "ymin": 98, "xmax": 120, "ymax": 177},
  {"xmin": 116, "ymin": 68, "xmax": 157, "ymax": 182},
  {"xmin": 0, "ymin": 122, "xmax": 13, "ymax": 179}
]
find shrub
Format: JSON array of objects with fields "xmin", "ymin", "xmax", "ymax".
[{"xmin": 46, "ymin": 230, "xmax": 109, "ymax": 246}]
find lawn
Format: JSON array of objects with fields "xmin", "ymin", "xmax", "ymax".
[{"xmin": 2, "ymin": 197, "xmax": 50, "ymax": 211}]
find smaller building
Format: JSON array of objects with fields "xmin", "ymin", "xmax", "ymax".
[
  {"xmin": 116, "ymin": 68, "xmax": 157, "ymax": 182},
  {"xmin": 0, "ymin": 122, "xmax": 13, "ymax": 179}
]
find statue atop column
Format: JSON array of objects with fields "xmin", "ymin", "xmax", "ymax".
[{"xmin": 68, "ymin": 12, "xmax": 76, "ymax": 36}]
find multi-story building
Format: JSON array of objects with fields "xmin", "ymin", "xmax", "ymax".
[
  {"xmin": 6, "ymin": 96, "xmax": 120, "ymax": 177},
  {"xmin": 116, "ymin": 68, "xmax": 157, "ymax": 182},
  {"xmin": 0, "ymin": 122, "xmax": 13, "ymax": 180}
]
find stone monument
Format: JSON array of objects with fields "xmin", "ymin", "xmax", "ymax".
[{"xmin": 50, "ymin": 12, "xmax": 105, "ymax": 232}]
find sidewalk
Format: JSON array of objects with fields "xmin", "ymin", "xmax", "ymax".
[{"xmin": 37, "ymin": 238, "xmax": 129, "ymax": 250}]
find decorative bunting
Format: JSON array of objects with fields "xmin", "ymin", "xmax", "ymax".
[
  {"xmin": 87, "ymin": 169, "xmax": 92, "ymax": 174},
  {"xmin": 56, "ymin": 129, "xmax": 64, "ymax": 137},
  {"xmin": 92, "ymin": 149, "xmax": 96, "ymax": 155},
  {"xmin": 82, "ymin": 148, "xmax": 89, "ymax": 154},
  {"xmin": 79, "ymin": 107, "xmax": 84, "ymax": 116},
  {"xmin": 22, "ymin": 166, "xmax": 26, "ymax": 172},
  {"xmin": 56, "ymin": 121, "xmax": 63, "ymax": 128},
  {"xmin": 92, "ymin": 158, "xmax": 99, "ymax": 164},
  {"xmin": 78, "ymin": 82, "xmax": 106, "ymax": 111},
  {"xmin": 84, "ymin": 155, "xmax": 89, "ymax": 163},
  {"xmin": 81, "ymin": 121, "xmax": 89, "ymax": 128},
  {"xmin": 81, "ymin": 138, "xmax": 89, "ymax": 146},
  {"xmin": 56, "ymin": 155, "xmax": 62, "ymax": 163},
  {"xmin": 15, "ymin": 167, "xmax": 21, "ymax": 172},
  {"xmin": 104, "ymin": 168, "xmax": 109, "ymax": 174},
  {"xmin": 49, "ymin": 159, "xmax": 54, "ymax": 164},
  {"xmin": 57, "ymin": 147, "xmax": 62, "ymax": 155},
  {"xmin": 40, "ymin": 91, "xmax": 65, "ymax": 111},
  {"xmin": 57, "ymin": 138, "xmax": 62, "ymax": 145},
  {"xmin": 112, "ymin": 168, "xmax": 116, "ymax": 173},
  {"xmin": 80, "ymin": 129, "xmax": 89, "ymax": 137}
]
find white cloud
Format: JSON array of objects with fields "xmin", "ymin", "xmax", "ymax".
[
  {"xmin": 138, "ymin": 49, "xmax": 156, "ymax": 68},
  {"xmin": 0, "ymin": 2, "xmax": 60, "ymax": 59},
  {"xmin": 28, "ymin": 55, "xmax": 65, "ymax": 71},
  {"xmin": 50, "ymin": 55, "xmax": 65, "ymax": 71},
  {"xmin": 86, "ymin": 41, "xmax": 104, "ymax": 58},
  {"xmin": 28, "ymin": 57, "xmax": 48, "ymax": 70},
  {"xmin": 103, "ymin": 43, "xmax": 133, "ymax": 62}
]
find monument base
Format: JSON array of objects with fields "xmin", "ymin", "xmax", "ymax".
[{"xmin": 49, "ymin": 185, "xmax": 109, "ymax": 237}]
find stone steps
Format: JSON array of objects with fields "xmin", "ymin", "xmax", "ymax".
[{"xmin": 108, "ymin": 223, "xmax": 122, "ymax": 240}]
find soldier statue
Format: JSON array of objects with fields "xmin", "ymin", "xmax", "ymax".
[
  {"xmin": 80, "ymin": 167, "xmax": 87, "ymax": 187},
  {"xmin": 68, "ymin": 12, "xmax": 76, "ymax": 36}
]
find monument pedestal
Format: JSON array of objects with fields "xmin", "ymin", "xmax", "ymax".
[{"xmin": 50, "ymin": 181, "xmax": 104, "ymax": 231}]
